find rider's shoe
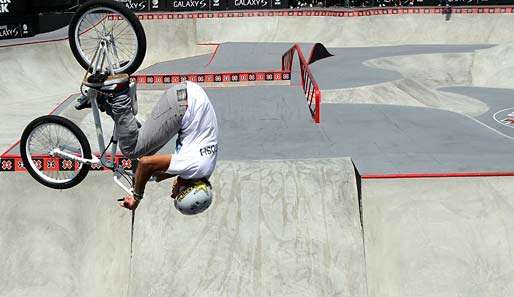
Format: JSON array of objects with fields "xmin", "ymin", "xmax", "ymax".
[{"xmin": 74, "ymin": 93, "xmax": 90, "ymax": 110}]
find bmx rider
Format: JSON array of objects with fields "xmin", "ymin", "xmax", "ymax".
[{"xmin": 107, "ymin": 80, "xmax": 218, "ymax": 213}]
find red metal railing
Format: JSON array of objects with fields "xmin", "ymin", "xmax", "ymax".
[{"xmin": 282, "ymin": 44, "xmax": 321, "ymax": 123}]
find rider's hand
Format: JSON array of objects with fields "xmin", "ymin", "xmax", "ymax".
[
  {"xmin": 171, "ymin": 177, "xmax": 190, "ymax": 199},
  {"xmin": 119, "ymin": 195, "xmax": 140, "ymax": 210},
  {"xmin": 171, "ymin": 177, "xmax": 183, "ymax": 199}
]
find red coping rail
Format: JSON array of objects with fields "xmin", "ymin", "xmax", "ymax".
[
  {"xmin": 361, "ymin": 171, "xmax": 514, "ymax": 179},
  {"xmin": 282, "ymin": 44, "xmax": 321, "ymax": 123}
]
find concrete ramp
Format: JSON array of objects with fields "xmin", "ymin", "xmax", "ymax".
[
  {"xmin": 0, "ymin": 173, "xmax": 132, "ymax": 297},
  {"xmin": 362, "ymin": 177, "xmax": 514, "ymax": 297},
  {"xmin": 129, "ymin": 158, "xmax": 366, "ymax": 297},
  {"xmin": 195, "ymin": 13, "xmax": 514, "ymax": 46},
  {"xmin": 0, "ymin": 158, "xmax": 366, "ymax": 297}
]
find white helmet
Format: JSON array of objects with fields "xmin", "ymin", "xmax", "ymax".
[{"xmin": 174, "ymin": 179, "xmax": 213, "ymax": 215}]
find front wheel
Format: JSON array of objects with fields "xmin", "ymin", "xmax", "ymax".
[
  {"xmin": 20, "ymin": 115, "xmax": 92, "ymax": 189},
  {"xmin": 68, "ymin": 0, "xmax": 147, "ymax": 75}
]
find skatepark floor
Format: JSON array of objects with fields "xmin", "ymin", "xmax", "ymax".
[{"xmin": 1, "ymin": 10, "xmax": 514, "ymax": 297}]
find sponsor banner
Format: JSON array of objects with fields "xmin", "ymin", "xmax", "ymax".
[
  {"xmin": 132, "ymin": 71, "xmax": 290, "ymax": 85},
  {"xmin": 227, "ymin": 0, "xmax": 272, "ymax": 10},
  {"xmin": 210, "ymin": 0, "xmax": 226, "ymax": 10},
  {"xmin": 0, "ymin": 18, "xmax": 34, "ymax": 40},
  {"xmin": 0, "ymin": 0, "xmax": 29, "ymax": 16},
  {"xmin": 137, "ymin": 6, "xmax": 514, "ymax": 19},
  {"xmin": 0, "ymin": 158, "xmax": 15, "ymax": 171},
  {"xmin": 122, "ymin": 0, "xmax": 281, "ymax": 11},
  {"xmin": 272, "ymin": 0, "xmax": 288, "ymax": 8},
  {"xmin": 149, "ymin": 0, "xmax": 167, "ymax": 10},
  {"xmin": 168, "ymin": 0, "xmax": 210, "ymax": 11},
  {"xmin": 115, "ymin": 0, "xmax": 149, "ymax": 11},
  {"xmin": 0, "ymin": 155, "xmax": 131, "ymax": 172}
]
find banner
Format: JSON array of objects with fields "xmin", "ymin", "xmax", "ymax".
[
  {"xmin": 168, "ymin": 0, "xmax": 210, "ymax": 11},
  {"xmin": 149, "ymin": 0, "xmax": 167, "ymax": 10},
  {"xmin": 112, "ymin": 0, "xmax": 285, "ymax": 11},
  {"xmin": 115, "ymin": 0, "xmax": 149, "ymax": 11},
  {"xmin": 227, "ymin": 0, "xmax": 272, "ymax": 10},
  {"xmin": 0, "ymin": 17, "xmax": 34, "ymax": 40},
  {"xmin": 272, "ymin": 0, "xmax": 288, "ymax": 8},
  {"xmin": 0, "ymin": 0, "xmax": 29, "ymax": 16},
  {"xmin": 210, "ymin": 0, "xmax": 226, "ymax": 10}
]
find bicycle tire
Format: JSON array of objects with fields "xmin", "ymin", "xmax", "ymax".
[
  {"xmin": 20, "ymin": 115, "xmax": 92, "ymax": 190},
  {"xmin": 68, "ymin": 0, "xmax": 147, "ymax": 75}
]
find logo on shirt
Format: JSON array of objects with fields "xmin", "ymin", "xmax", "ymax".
[
  {"xmin": 176, "ymin": 87, "xmax": 188, "ymax": 115},
  {"xmin": 200, "ymin": 145, "xmax": 217, "ymax": 157},
  {"xmin": 176, "ymin": 87, "xmax": 187, "ymax": 102}
]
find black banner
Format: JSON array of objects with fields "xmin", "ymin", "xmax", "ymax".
[
  {"xmin": 115, "ymin": 0, "xmax": 149, "ymax": 11},
  {"xmin": 0, "ymin": 0, "xmax": 30, "ymax": 16},
  {"xmin": 32, "ymin": 1, "xmax": 77, "ymax": 13},
  {"xmin": 272, "ymin": 0, "xmax": 288, "ymax": 8},
  {"xmin": 149, "ymin": 0, "xmax": 166, "ymax": 10},
  {"xmin": 168, "ymin": 0, "xmax": 210, "ymax": 11},
  {"xmin": 210, "ymin": 0, "xmax": 226, "ymax": 10},
  {"xmin": 0, "ymin": 18, "xmax": 34, "ymax": 40},
  {"xmin": 227, "ymin": 0, "xmax": 272, "ymax": 9},
  {"xmin": 113, "ymin": 0, "xmax": 284, "ymax": 11}
]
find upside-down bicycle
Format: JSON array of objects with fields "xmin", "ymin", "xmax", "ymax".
[{"xmin": 20, "ymin": 0, "xmax": 147, "ymax": 194}]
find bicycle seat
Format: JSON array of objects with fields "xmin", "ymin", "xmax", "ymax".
[{"xmin": 83, "ymin": 73, "xmax": 130, "ymax": 94}]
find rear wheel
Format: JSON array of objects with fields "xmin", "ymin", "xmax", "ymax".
[
  {"xmin": 20, "ymin": 115, "xmax": 92, "ymax": 189},
  {"xmin": 68, "ymin": 0, "xmax": 146, "ymax": 75}
]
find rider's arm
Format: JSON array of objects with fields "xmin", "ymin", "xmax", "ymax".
[{"xmin": 133, "ymin": 154, "xmax": 172, "ymax": 199}]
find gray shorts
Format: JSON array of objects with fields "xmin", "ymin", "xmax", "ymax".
[{"xmin": 111, "ymin": 83, "xmax": 188, "ymax": 159}]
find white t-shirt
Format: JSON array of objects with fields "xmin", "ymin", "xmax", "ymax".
[{"xmin": 166, "ymin": 81, "xmax": 218, "ymax": 179}]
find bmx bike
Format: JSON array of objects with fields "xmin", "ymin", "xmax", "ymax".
[{"xmin": 19, "ymin": 0, "xmax": 147, "ymax": 194}]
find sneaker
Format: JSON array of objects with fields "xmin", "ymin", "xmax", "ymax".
[{"xmin": 74, "ymin": 93, "xmax": 90, "ymax": 110}]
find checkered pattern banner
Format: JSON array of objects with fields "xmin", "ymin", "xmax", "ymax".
[
  {"xmin": 134, "ymin": 6, "xmax": 514, "ymax": 20},
  {"xmin": 131, "ymin": 71, "xmax": 290, "ymax": 85},
  {"xmin": 0, "ymin": 156, "xmax": 133, "ymax": 172}
]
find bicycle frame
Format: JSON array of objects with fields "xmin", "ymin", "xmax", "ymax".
[
  {"xmin": 50, "ymin": 88, "xmax": 133, "ymax": 195},
  {"xmin": 49, "ymin": 39, "xmax": 141, "ymax": 195},
  {"xmin": 91, "ymin": 40, "xmax": 117, "ymax": 75},
  {"xmin": 50, "ymin": 88, "xmax": 134, "ymax": 197}
]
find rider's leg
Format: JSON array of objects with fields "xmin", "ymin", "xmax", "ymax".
[{"xmin": 110, "ymin": 83, "xmax": 188, "ymax": 159}]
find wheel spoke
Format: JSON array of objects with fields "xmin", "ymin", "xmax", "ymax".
[
  {"xmin": 73, "ymin": 6, "xmax": 141, "ymax": 74},
  {"xmin": 82, "ymin": 16, "xmax": 103, "ymax": 37},
  {"xmin": 109, "ymin": 19, "xmax": 122, "ymax": 35},
  {"xmin": 114, "ymin": 23, "xmax": 131, "ymax": 40},
  {"xmin": 25, "ymin": 121, "xmax": 85, "ymax": 183},
  {"xmin": 114, "ymin": 45, "xmax": 133, "ymax": 61}
]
